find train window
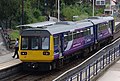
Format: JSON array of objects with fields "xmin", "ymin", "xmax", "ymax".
[
  {"xmin": 42, "ymin": 37, "xmax": 49, "ymax": 49},
  {"xmin": 106, "ymin": 23, "xmax": 109, "ymax": 28},
  {"xmin": 31, "ymin": 37, "xmax": 39, "ymax": 50},
  {"xmin": 76, "ymin": 31, "xmax": 80, "ymax": 38},
  {"xmin": 80, "ymin": 30, "xmax": 84, "ymax": 37},
  {"xmin": 21, "ymin": 37, "xmax": 28, "ymax": 50},
  {"xmin": 64, "ymin": 33, "xmax": 69, "ymax": 50},
  {"xmin": 83, "ymin": 29, "xmax": 87, "ymax": 36},
  {"xmin": 54, "ymin": 36, "xmax": 59, "ymax": 46},
  {"xmin": 73, "ymin": 32, "xmax": 76, "ymax": 39},
  {"xmin": 68, "ymin": 32, "xmax": 72, "ymax": 41},
  {"xmin": 83, "ymin": 28, "xmax": 91, "ymax": 36},
  {"xmin": 109, "ymin": 21, "xmax": 112, "ymax": 28},
  {"xmin": 64, "ymin": 33, "xmax": 69, "ymax": 42},
  {"xmin": 98, "ymin": 23, "xmax": 107, "ymax": 32},
  {"xmin": 87, "ymin": 28, "xmax": 91, "ymax": 35}
]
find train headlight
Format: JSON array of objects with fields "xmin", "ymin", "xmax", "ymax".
[
  {"xmin": 21, "ymin": 52, "xmax": 27, "ymax": 55},
  {"xmin": 43, "ymin": 52, "xmax": 50, "ymax": 55}
]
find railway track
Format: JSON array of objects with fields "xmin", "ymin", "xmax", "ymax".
[{"xmin": 2, "ymin": 56, "xmax": 85, "ymax": 81}]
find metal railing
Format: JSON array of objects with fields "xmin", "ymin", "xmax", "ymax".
[
  {"xmin": 53, "ymin": 38, "xmax": 120, "ymax": 81},
  {"xmin": 115, "ymin": 22, "xmax": 120, "ymax": 33}
]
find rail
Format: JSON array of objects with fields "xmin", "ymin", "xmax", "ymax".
[
  {"xmin": 0, "ymin": 28, "xmax": 15, "ymax": 49},
  {"xmin": 53, "ymin": 38, "xmax": 120, "ymax": 81}
]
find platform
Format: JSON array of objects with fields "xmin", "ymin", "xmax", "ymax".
[
  {"xmin": 0, "ymin": 52, "xmax": 22, "ymax": 70},
  {"xmin": 0, "ymin": 30, "xmax": 22, "ymax": 71},
  {"xmin": 97, "ymin": 59, "xmax": 120, "ymax": 81}
]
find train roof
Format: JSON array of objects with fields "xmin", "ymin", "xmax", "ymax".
[
  {"xmin": 16, "ymin": 21, "xmax": 56, "ymax": 28},
  {"xmin": 46, "ymin": 21, "xmax": 93, "ymax": 34},
  {"xmin": 86, "ymin": 16, "xmax": 114, "ymax": 24},
  {"xmin": 87, "ymin": 16, "xmax": 114, "ymax": 20},
  {"xmin": 98, "ymin": 16, "xmax": 114, "ymax": 21},
  {"xmin": 21, "ymin": 21, "xmax": 93, "ymax": 35},
  {"xmin": 18, "ymin": 16, "xmax": 114, "ymax": 35}
]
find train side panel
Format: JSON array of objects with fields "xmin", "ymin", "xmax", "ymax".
[{"xmin": 53, "ymin": 26, "xmax": 95, "ymax": 59}]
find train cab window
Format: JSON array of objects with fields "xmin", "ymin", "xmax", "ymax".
[
  {"xmin": 21, "ymin": 37, "xmax": 28, "ymax": 50},
  {"xmin": 31, "ymin": 37, "xmax": 39, "ymax": 50},
  {"xmin": 42, "ymin": 37, "xmax": 49, "ymax": 49}
]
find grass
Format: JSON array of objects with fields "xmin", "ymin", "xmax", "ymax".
[{"xmin": 9, "ymin": 30, "xmax": 19, "ymax": 40}]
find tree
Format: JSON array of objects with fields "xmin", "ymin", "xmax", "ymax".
[{"xmin": 0, "ymin": 0, "xmax": 20, "ymax": 28}]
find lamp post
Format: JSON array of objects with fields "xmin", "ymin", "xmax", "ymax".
[
  {"xmin": 93, "ymin": 0, "xmax": 95, "ymax": 16},
  {"xmin": 22, "ymin": 0, "xmax": 24, "ymax": 25},
  {"xmin": 58, "ymin": 0, "xmax": 60, "ymax": 22}
]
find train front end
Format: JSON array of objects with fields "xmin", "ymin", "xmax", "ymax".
[{"xmin": 19, "ymin": 29, "xmax": 54, "ymax": 71}]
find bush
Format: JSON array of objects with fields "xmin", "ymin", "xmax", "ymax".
[
  {"xmin": 9, "ymin": 30, "xmax": 19, "ymax": 40},
  {"xmin": 33, "ymin": 8, "xmax": 42, "ymax": 19},
  {"xmin": 62, "ymin": 5, "xmax": 81, "ymax": 20},
  {"xmin": 38, "ymin": 16, "xmax": 46, "ymax": 22},
  {"xmin": 61, "ymin": 4, "xmax": 90, "ymax": 21}
]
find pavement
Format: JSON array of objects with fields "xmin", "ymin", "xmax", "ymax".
[
  {"xmin": 0, "ymin": 53, "xmax": 14, "ymax": 64},
  {"xmin": 97, "ymin": 59, "xmax": 120, "ymax": 81},
  {"xmin": 0, "ymin": 32, "xmax": 21, "ymax": 70}
]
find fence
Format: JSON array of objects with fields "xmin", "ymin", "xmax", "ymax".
[
  {"xmin": 53, "ymin": 37, "xmax": 120, "ymax": 81},
  {"xmin": 0, "ymin": 28, "xmax": 15, "ymax": 49},
  {"xmin": 115, "ymin": 22, "xmax": 120, "ymax": 33}
]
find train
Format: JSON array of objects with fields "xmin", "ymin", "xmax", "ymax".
[{"xmin": 17, "ymin": 16, "xmax": 114, "ymax": 71}]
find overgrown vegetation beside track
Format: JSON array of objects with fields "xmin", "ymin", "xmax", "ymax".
[{"xmin": 9, "ymin": 30, "xmax": 19, "ymax": 40}]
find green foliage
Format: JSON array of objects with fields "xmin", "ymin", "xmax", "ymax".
[
  {"xmin": 61, "ymin": 4, "xmax": 91, "ymax": 21},
  {"xmin": 0, "ymin": 0, "xmax": 20, "ymax": 28},
  {"xmin": 0, "ymin": 0, "xmax": 20, "ymax": 20},
  {"xmin": 0, "ymin": 0, "xmax": 104, "ymax": 30},
  {"xmin": 33, "ymin": 9, "xmax": 42, "ymax": 19},
  {"xmin": 38, "ymin": 16, "xmax": 46, "ymax": 22},
  {"xmin": 23, "ymin": 0, "xmax": 46, "ymax": 24},
  {"xmin": 9, "ymin": 30, "xmax": 19, "ymax": 40},
  {"xmin": 95, "ymin": 8, "xmax": 104, "ymax": 16}
]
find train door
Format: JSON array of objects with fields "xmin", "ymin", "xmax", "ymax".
[
  {"xmin": 110, "ymin": 20, "xmax": 114, "ymax": 34},
  {"xmin": 58, "ymin": 34, "xmax": 64, "ymax": 58},
  {"xmin": 54, "ymin": 34, "xmax": 63, "ymax": 58}
]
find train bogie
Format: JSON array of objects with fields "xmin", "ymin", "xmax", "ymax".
[{"xmin": 22, "ymin": 62, "xmax": 52, "ymax": 71}]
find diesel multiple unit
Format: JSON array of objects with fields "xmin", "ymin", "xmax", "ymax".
[{"xmin": 18, "ymin": 17, "xmax": 114, "ymax": 71}]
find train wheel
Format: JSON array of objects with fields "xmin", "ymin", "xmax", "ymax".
[
  {"xmin": 96, "ymin": 43, "xmax": 100, "ymax": 50},
  {"xmin": 52, "ymin": 61, "xmax": 56, "ymax": 69},
  {"xmin": 49, "ymin": 64, "xmax": 52, "ymax": 70},
  {"xmin": 83, "ymin": 48, "xmax": 89, "ymax": 57},
  {"xmin": 58, "ymin": 59, "xmax": 64, "ymax": 67},
  {"xmin": 89, "ymin": 45, "xmax": 93, "ymax": 52}
]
